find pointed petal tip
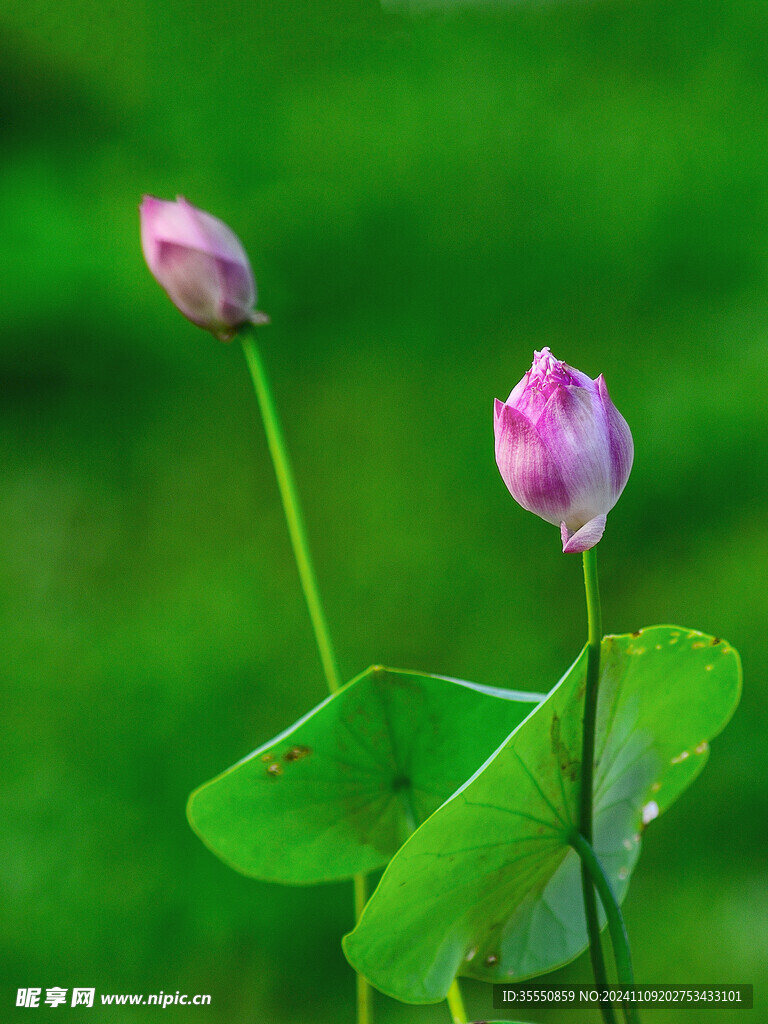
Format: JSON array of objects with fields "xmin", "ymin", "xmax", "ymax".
[
  {"xmin": 596, "ymin": 373, "xmax": 611, "ymax": 401},
  {"xmin": 560, "ymin": 521, "xmax": 569, "ymax": 550},
  {"xmin": 560, "ymin": 514, "xmax": 607, "ymax": 553},
  {"xmin": 139, "ymin": 194, "xmax": 163, "ymax": 217}
]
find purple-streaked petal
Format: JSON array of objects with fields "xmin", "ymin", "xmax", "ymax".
[
  {"xmin": 141, "ymin": 196, "xmax": 208, "ymax": 260},
  {"xmin": 177, "ymin": 197, "xmax": 253, "ymax": 268},
  {"xmin": 597, "ymin": 375, "xmax": 634, "ymax": 501},
  {"xmin": 506, "ymin": 364, "xmax": 533, "ymax": 407},
  {"xmin": 217, "ymin": 256, "xmax": 256, "ymax": 324},
  {"xmin": 494, "ymin": 399, "xmax": 570, "ymax": 526},
  {"xmin": 559, "ymin": 361, "xmax": 595, "ymax": 392},
  {"xmin": 152, "ymin": 242, "xmax": 222, "ymax": 328},
  {"xmin": 560, "ymin": 514, "xmax": 607, "ymax": 553},
  {"xmin": 536, "ymin": 384, "xmax": 614, "ymax": 523}
]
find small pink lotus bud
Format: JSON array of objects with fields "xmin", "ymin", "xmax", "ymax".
[
  {"xmin": 140, "ymin": 196, "xmax": 268, "ymax": 341},
  {"xmin": 494, "ymin": 348, "xmax": 633, "ymax": 553}
]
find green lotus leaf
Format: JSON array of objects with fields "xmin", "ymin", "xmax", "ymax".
[
  {"xmin": 343, "ymin": 626, "xmax": 741, "ymax": 1003},
  {"xmin": 188, "ymin": 666, "xmax": 543, "ymax": 884}
]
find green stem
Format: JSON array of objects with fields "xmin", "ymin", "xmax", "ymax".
[
  {"xmin": 240, "ymin": 330, "xmax": 342, "ymax": 695},
  {"xmin": 579, "ymin": 549, "xmax": 616, "ymax": 1023},
  {"xmin": 579, "ymin": 547, "xmax": 602, "ymax": 846},
  {"xmin": 580, "ymin": 870, "xmax": 617, "ymax": 1024},
  {"xmin": 240, "ymin": 327, "xmax": 370, "ymax": 1023},
  {"xmin": 577, "ymin": 549, "xmax": 639, "ymax": 1024},
  {"xmin": 446, "ymin": 980, "xmax": 468, "ymax": 1024},
  {"xmin": 571, "ymin": 832, "xmax": 640, "ymax": 1024}
]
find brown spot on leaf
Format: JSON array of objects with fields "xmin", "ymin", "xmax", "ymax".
[
  {"xmin": 551, "ymin": 713, "xmax": 580, "ymax": 782},
  {"xmin": 266, "ymin": 763, "xmax": 283, "ymax": 777},
  {"xmin": 711, "ymin": 637, "xmax": 721, "ymax": 646},
  {"xmin": 550, "ymin": 713, "xmax": 561, "ymax": 748},
  {"xmin": 284, "ymin": 745, "xmax": 311, "ymax": 762},
  {"xmin": 260, "ymin": 752, "xmax": 275, "ymax": 762},
  {"xmin": 485, "ymin": 953, "xmax": 499, "ymax": 967}
]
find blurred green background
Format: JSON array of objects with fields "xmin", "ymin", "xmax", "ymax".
[{"xmin": 2, "ymin": 0, "xmax": 766, "ymax": 1020}]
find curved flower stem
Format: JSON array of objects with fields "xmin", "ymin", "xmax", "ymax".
[
  {"xmin": 570, "ymin": 832, "xmax": 640, "ymax": 1024},
  {"xmin": 240, "ymin": 329, "xmax": 342, "ymax": 695},
  {"xmin": 446, "ymin": 980, "xmax": 468, "ymax": 1023},
  {"xmin": 240, "ymin": 327, "xmax": 370, "ymax": 1023},
  {"xmin": 581, "ymin": 873, "xmax": 616, "ymax": 1024}
]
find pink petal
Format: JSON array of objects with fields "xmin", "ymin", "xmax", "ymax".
[
  {"xmin": 560, "ymin": 514, "xmax": 607, "ymax": 553},
  {"xmin": 494, "ymin": 399, "xmax": 570, "ymax": 526},
  {"xmin": 153, "ymin": 242, "xmax": 222, "ymax": 327},
  {"xmin": 141, "ymin": 195, "xmax": 207, "ymax": 257},
  {"xmin": 537, "ymin": 383, "xmax": 614, "ymax": 521},
  {"xmin": 597, "ymin": 375, "xmax": 634, "ymax": 502},
  {"xmin": 176, "ymin": 197, "xmax": 253, "ymax": 268},
  {"xmin": 217, "ymin": 257, "xmax": 256, "ymax": 323}
]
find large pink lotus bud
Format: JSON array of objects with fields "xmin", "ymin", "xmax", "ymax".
[
  {"xmin": 494, "ymin": 348, "xmax": 633, "ymax": 553},
  {"xmin": 140, "ymin": 196, "xmax": 267, "ymax": 341}
]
